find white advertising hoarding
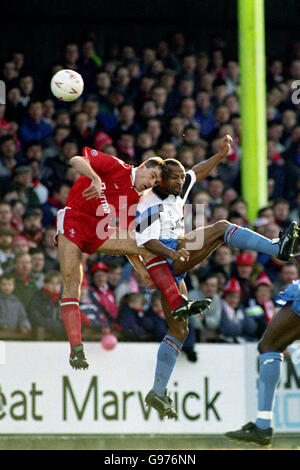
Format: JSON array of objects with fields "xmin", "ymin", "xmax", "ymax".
[
  {"xmin": 1, "ymin": 341, "xmax": 300, "ymax": 434},
  {"xmin": 0, "ymin": 342, "xmax": 253, "ymax": 434}
]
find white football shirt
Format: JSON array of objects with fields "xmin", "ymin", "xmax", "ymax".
[{"xmin": 135, "ymin": 169, "xmax": 196, "ymax": 247}]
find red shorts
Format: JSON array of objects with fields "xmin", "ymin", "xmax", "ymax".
[{"xmin": 55, "ymin": 207, "xmax": 116, "ymax": 255}]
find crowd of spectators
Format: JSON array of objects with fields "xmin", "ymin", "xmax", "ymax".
[{"xmin": 1, "ymin": 32, "xmax": 300, "ymax": 361}]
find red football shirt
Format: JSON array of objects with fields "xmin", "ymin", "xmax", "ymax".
[{"xmin": 66, "ymin": 147, "xmax": 140, "ymax": 230}]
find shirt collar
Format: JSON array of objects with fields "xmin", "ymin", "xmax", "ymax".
[{"xmin": 131, "ymin": 167, "xmax": 137, "ymax": 186}]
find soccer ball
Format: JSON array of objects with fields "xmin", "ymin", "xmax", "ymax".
[{"xmin": 50, "ymin": 69, "xmax": 84, "ymax": 102}]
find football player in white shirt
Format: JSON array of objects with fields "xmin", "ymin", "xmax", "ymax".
[{"xmin": 135, "ymin": 135, "xmax": 299, "ymax": 419}]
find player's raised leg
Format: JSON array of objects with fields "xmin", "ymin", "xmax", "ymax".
[
  {"xmin": 58, "ymin": 234, "xmax": 88, "ymax": 370},
  {"xmin": 174, "ymin": 220, "xmax": 299, "ymax": 278},
  {"xmin": 145, "ymin": 281, "xmax": 191, "ymax": 419}
]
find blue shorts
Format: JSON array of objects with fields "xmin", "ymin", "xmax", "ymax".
[
  {"xmin": 275, "ymin": 279, "xmax": 300, "ymax": 316},
  {"xmin": 160, "ymin": 239, "xmax": 186, "ymax": 285}
]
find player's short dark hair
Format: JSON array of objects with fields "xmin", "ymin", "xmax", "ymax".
[
  {"xmin": 161, "ymin": 158, "xmax": 185, "ymax": 180},
  {"xmin": 142, "ymin": 156, "xmax": 165, "ymax": 170}
]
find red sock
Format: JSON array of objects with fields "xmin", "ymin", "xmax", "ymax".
[
  {"xmin": 60, "ymin": 298, "xmax": 81, "ymax": 353},
  {"xmin": 146, "ymin": 257, "xmax": 184, "ymax": 311}
]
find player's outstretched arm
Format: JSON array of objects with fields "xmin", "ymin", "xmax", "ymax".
[
  {"xmin": 191, "ymin": 134, "xmax": 232, "ymax": 183},
  {"xmin": 70, "ymin": 156, "xmax": 103, "ymax": 200}
]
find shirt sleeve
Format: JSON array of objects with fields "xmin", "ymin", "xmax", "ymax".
[
  {"xmin": 181, "ymin": 169, "xmax": 196, "ymax": 203},
  {"xmin": 83, "ymin": 147, "xmax": 131, "ymax": 174},
  {"xmin": 135, "ymin": 204, "xmax": 162, "ymax": 246}
]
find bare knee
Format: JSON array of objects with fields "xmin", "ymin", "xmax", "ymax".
[
  {"xmin": 61, "ymin": 267, "xmax": 82, "ymax": 298},
  {"xmin": 168, "ymin": 320, "xmax": 189, "ymax": 344},
  {"xmin": 258, "ymin": 336, "xmax": 278, "ymax": 354},
  {"xmin": 212, "ymin": 220, "xmax": 231, "ymax": 239}
]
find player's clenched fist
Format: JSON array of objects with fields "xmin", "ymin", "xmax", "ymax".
[
  {"xmin": 82, "ymin": 177, "xmax": 103, "ymax": 200},
  {"xmin": 171, "ymin": 248, "xmax": 190, "ymax": 262},
  {"xmin": 219, "ymin": 134, "xmax": 233, "ymax": 157}
]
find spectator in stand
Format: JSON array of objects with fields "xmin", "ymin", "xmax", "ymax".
[
  {"xmin": 178, "ymin": 97, "xmax": 201, "ymax": 131},
  {"xmin": 194, "ymin": 90, "xmax": 215, "ymax": 138},
  {"xmin": 272, "ymin": 198, "xmax": 291, "ymax": 230},
  {"xmin": 5, "ymin": 88, "xmax": 26, "ymax": 124},
  {"xmin": 145, "ymin": 118, "xmax": 163, "ymax": 149},
  {"xmin": 79, "ymin": 276, "xmax": 112, "ymax": 336},
  {"xmin": 18, "ymin": 101, "xmax": 53, "ymax": 145},
  {"xmin": 0, "ymin": 271, "xmax": 31, "ymax": 337},
  {"xmin": 115, "ymin": 132, "xmax": 136, "ymax": 164},
  {"xmin": 19, "ymin": 75, "xmax": 35, "ymax": 108},
  {"xmin": 267, "ymin": 138, "xmax": 286, "ymax": 198},
  {"xmin": 28, "ymin": 270, "xmax": 66, "ymax": 340},
  {"xmin": 1, "ymin": 61, "xmax": 19, "ymax": 91},
  {"xmin": 228, "ymin": 198, "xmax": 250, "ymax": 227},
  {"xmin": 189, "ymin": 273, "xmax": 222, "ymax": 341},
  {"xmin": 245, "ymin": 273, "xmax": 275, "ymax": 340},
  {"xmin": 21, "ymin": 208, "xmax": 43, "ymax": 247},
  {"xmin": 29, "ymin": 247, "xmax": 45, "ymax": 288},
  {"xmin": 0, "ymin": 229, "xmax": 14, "ymax": 272},
  {"xmin": 111, "ymin": 102, "xmax": 141, "ymax": 141},
  {"xmin": 150, "ymin": 84, "xmax": 172, "ymax": 122},
  {"xmin": 140, "ymin": 48, "xmax": 157, "ymax": 76},
  {"xmin": 206, "ymin": 176, "xmax": 225, "ymax": 208},
  {"xmin": 70, "ymin": 111, "xmax": 94, "ymax": 148},
  {"xmin": 179, "ymin": 54, "xmax": 197, "ymax": 81},
  {"xmin": 42, "ymin": 125, "xmax": 71, "ymax": 160},
  {"xmin": 207, "ymin": 105, "xmax": 231, "ymax": 142},
  {"xmin": 219, "ymin": 277, "xmax": 258, "ymax": 343},
  {"xmin": 225, "ymin": 60, "xmax": 240, "ymax": 95},
  {"xmin": 177, "ymin": 146, "xmax": 195, "ymax": 170},
  {"xmin": 117, "ymin": 292, "xmax": 151, "ymax": 341},
  {"xmin": 41, "ymin": 226, "xmax": 60, "ymax": 271},
  {"xmin": 89, "ymin": 261, "xmax": 119, "ymax": 326},
  {"xmin": 156, "ymin": 40, "xmax": 180, "ymax": 72},
  {"xmin": 211, "ymin": 78, "xmax": 228, "ymax": 107},
  {"xmin": 62, "ymin": 42, "xmax": 80, "ymax": 71},
  {"xmin": 0, "ymin": 135, "xmax": 19, "ymax": 186},
  {"xmin": 12, "ymin": 165, "xmax": 41, "ymax": 207},
  {"xmin": 165, "ymin": 116, "xmax": 185, "ymax": 148},
  {"xmin": 11, "ymin": 252, "xmax": 38, "ymax": 311},
  {"xmin": 82, "ymin": 100, "xmax": 101, "ymax": 136},
  {"xmin": 10, "ymin": 199, "xmax": 25, "ymax": 233},
  {"xmin": 0, "ymin": 201, "xmax": 18, "ymax": 234},
  {"xmin": 233, "ymin": 252, "xmax": 256, "ymax": 307},
  {"xmin": 11, "ymin": 235, "xmax": 30, "ymax": 256},
  {"xmin": 210, "ymin": 49, "xmax": 226, "ymax": 80},
  {"xmin": 41, "ymin": 180, "xmax": 71, "ymax": 227},
  {"xmin": 272, "ymin": 262, "xmax": 299, "ymax": 297},
  {"xmin": 210, "ymin": 245, "xmax": 233, "ymax": 280},
  {"xmin": 43, "ymin": 137, "xmax": 79, "ymax": 189},
  {"xmin": 106, "ymin": 259, "xmax": 123, "ymax": 293},
  {"xmin": 88, "ymin": 70, "xmax": 112, "ymax": 115}
]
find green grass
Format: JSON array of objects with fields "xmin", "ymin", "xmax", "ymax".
[{"xmin": 0, "ymin": 434, "xmax": 299, "ymax": 450}]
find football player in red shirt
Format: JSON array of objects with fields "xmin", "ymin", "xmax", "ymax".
[{"xmin": 56, "ymin": 147, "xmax": 193, "ymax": 369}]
